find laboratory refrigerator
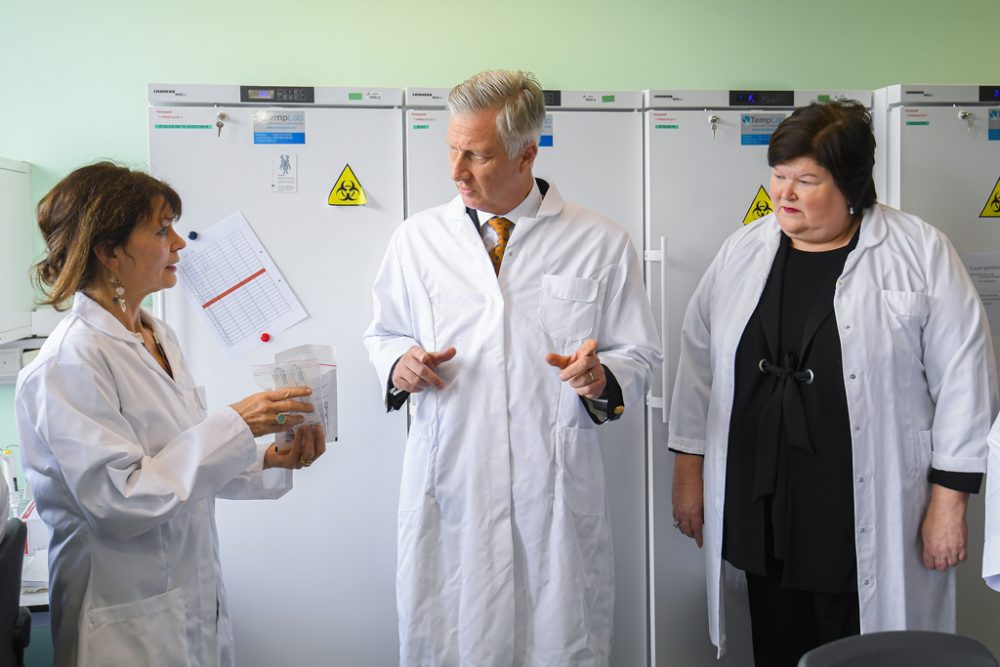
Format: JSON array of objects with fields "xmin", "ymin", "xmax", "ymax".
[
  {"xmin": 643, "ymin": 88, "xmax": 871, "ymax": 666},
  {"xmin": 148, "ymin": 83, "xmax": 407, "ymax": 666},
  {"xmin": 873, "ymin": 82, "xmax": 1000, "ymax": 660}
]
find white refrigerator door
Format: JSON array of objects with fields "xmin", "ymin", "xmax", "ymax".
[
  {"xmin": 884, "ymin": 102, "xmax": 1000, "ymax": 660},
  {"xmin": 645, "ymin": 108, "xmax": 775, "ymax": 666},
  {"xmin": 404, "ymin": 107, "xmax": 648, "ymax": 667},
  {"xmin": 150, "ymin": 104, "xmax": 406, "ymax": 666}
]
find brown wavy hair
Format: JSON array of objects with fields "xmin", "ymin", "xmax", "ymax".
[{"xmin": 34, "ymin": 162, "xmax": 182, "ymax": 309}]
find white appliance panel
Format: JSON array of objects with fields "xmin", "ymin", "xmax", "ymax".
[
  {"xmin": 150, "ymin": 100, "xmax": 406, "ymax": 666},
  {"xmin": 875, "ymin": 87, "xmax": 1000, "ymax": 660},
  {"xmin": 644, "ymin": 107, "xmax": 766, "ymax": 666},
  {"xmin": 0, "ymin": 158, "xmax": 33, "ymax": 344}
]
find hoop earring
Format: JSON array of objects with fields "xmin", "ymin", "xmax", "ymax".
[{"xmin": 110, "ymin": 274, "xmax": 127, "ymax": 313}]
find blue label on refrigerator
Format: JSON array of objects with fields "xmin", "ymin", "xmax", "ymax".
[
  {"xmin": 253, "ymin": 110, "xmax": 306, "ymax": 145},
  {"xmin": 740, "ymin": 113, "xmax": 785, "ymax": 146},
  {"xmin": 989, "ymin": 109, "xmax": 999, "ymax": 141},
  {"xmin": 539, "ymin": 114, "xmax": 554, "ymax": 147}
]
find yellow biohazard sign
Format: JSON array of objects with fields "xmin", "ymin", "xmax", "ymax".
[
  {"xmin": 980, "ymin": 176, "xmax": 1000, "ymax": 218},
  {"xmin": 742, "ymin": 186, "xmax": 773, "ymax": 226},
  {"xmin": 328, "ymin": 164, "xmax": 367, "ymax": 206}
]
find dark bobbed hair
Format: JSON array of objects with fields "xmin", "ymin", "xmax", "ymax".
[
  {"xmin": 767, "ymin": 100, "xmax": 877, "ymax": 215},
  {"xmin": 34, "ymin": 161, "xmax": 182, "ymax": 309}
]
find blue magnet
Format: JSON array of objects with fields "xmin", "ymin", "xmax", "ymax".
[{"xmin": 187, "ymin": 231, "xmax": 199, "ymax": 240}]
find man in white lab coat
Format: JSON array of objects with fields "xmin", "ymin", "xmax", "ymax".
[{"xmin": 364, "ymin": 70, "xmax": 660, "ymax": 666}]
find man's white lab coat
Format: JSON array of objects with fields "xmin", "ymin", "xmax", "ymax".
[
  {"xmin": 669, "ymin": 205, "xmax": 998, "ymax": 655},
  {"xmin": 15, "ymin": 293, "xmax": 291, "ymax": 667},
  {"xmin": 365, "ymin": 184, "xmax": 660, "ymax": 666}
]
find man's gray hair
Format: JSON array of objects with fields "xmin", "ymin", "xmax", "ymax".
[{"xmin": 448, "ymin": 70, "xmax": 546, "ymax": 158}]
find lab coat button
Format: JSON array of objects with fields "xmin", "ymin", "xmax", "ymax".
[
  {"xmin": 863, "ymin": 579, "xmax": 870, "ymax": 586},
  {"xmin": 844, "ymin": 324, "xmax": 851, "ymax": 330},
  {"xmin": 857, "ymin": 476, "xmax": 864, "ymax": 483},
  {"xmin": 849, "ymin": 374, "xmax": 857, "ymax": 380}
]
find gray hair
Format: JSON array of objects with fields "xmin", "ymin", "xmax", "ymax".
[{"xmin": 448, "ymin": 70, "xmax": 546, "ymax": 158}]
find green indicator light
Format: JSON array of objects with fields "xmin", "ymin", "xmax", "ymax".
[
  {"xmin": 818, "ymin": 95, "xmax": 831, "ymax": 102},
  {"xmin": 655, "ymin": 124, "xmax": 679, "ymax": 129},
  {"xmin": 412, "ymin": 125, "xmax": 430, "ymax": 129},
  {"xmin": 602, "ymin": 95, "xmax": 615, "ymax": 103},
  {"xmin": 348, "ymin": 92, "xmax": 363, "ymax": 100},
  {"xmin": 906, "ymin": 121, "xmax": 930, "ymax": 126}
]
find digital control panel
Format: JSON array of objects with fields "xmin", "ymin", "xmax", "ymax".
[
  {"xmin": 240, "ymin": 86, "xmax": 315, "ymax": 103},
  {"xmin": 729, "ymin": 90, "xmax": 795, "ymax": 107}
]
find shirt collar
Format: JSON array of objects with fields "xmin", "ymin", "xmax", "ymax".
[{"xmin": 471, "ymin": 179, "xmax": 543, "ymax": 228}]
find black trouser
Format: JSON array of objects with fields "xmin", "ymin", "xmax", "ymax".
[{"xmin": 745, "ymin": 557, "xmax": 860, "ymax": 667}]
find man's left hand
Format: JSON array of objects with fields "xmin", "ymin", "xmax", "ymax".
[
  {"xmin": 545, "ymin": 338, "xmax": 606, "ymax": 399},
  {"xmin": 920, "ymin": 484, "xmax": 970, "ymax": 571}
]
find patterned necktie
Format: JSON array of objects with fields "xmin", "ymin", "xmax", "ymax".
[{"xmin": 487, "ymin": 216, "xmax": 514, "ymax": 275}]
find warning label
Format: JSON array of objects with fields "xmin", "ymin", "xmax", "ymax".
[
  {"xmin": 980, "ymin": 176, "xmax": 1000, "ymax": 218},
  {"xmin": 328, "ymin": 164, "xmax": 367, "ymax": 206},
  {"xmin": 742, "ymin": 186, "xmax": 774, "ymax": 225}
]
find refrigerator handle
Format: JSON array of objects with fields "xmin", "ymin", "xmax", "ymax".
[{"xmin": 644, "ymin": 235, "xmax": 669, "ymax": 424}]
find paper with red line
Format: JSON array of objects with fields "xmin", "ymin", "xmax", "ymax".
[{"xmin": 177, "ymin": 211, "xmax": 307, "ymax": 359}]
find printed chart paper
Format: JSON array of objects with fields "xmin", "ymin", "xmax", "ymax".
[{"xmin": 178, "ymin": 211, "xmax": 307, "ymax": 358}]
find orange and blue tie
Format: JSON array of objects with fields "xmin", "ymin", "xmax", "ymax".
[{"xmin": 487, "ymin": 216, "xmax": 514, "ymax": 275}]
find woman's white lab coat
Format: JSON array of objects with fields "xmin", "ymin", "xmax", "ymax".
[
  {"xmin": 365, "ymin": 184, "xmax": 660, "ymax": 666},
  {"xmin": 983, "ymin": 418, "xmax": 1000, "ymax": 589},
  {"xmin": 15, "ymin": 293, "xmax": 291, "ymax": 667},
  {"xmin": 669, "ymin": 205, "xmax": 998, "ymax": 656}
]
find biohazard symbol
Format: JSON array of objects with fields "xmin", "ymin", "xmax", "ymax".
[
  {"xmin": 328, "ymin": 164, "xmax": 367, "ymax": 206},
  {"xmin": 742, "ymin": 186, "xmax": 773, "ymax": 226},
  {"xmin": 979, "ymin": 176, "xmax": 1000, "ymax": 218}
]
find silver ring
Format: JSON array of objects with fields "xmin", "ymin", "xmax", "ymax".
[
  {"xmin": 300, "ymin": 458, "xmax": 313, "ymax": 468},
  {"xmin": 673, "ymin": 519, "xmax": 681, "ymax": 528},
  {"xmin": 588, "ymin": 370, "xmax": 595, "ymax": 383},
  {"xmin": 804, "ymin": 369, "xmax": 815, "ymax": 384},
  {"xmin": 276, "ymin": 413, "xmax": 287, "ymax": 425}
]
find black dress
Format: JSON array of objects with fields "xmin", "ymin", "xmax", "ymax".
[{"xmin": 723, "ymin": 231, "xmax": 859, "ymax": 593}]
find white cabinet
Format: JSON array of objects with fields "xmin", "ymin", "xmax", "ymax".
[{"xmin": 0, "ymin": 158, "xmax": 33, "ymax": 344}]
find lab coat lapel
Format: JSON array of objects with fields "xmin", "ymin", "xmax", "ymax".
[
  {"xmin": 799, "ymin": 220, "xmax": 865, "ymax": 357},
  {"xmin": 511, "ymin": 181, "xmax": 565, "ymax": 240},
  {"xmin": 756, "ymin": 232, "xmax": 788, "ymax": 364},
  {"xmin": 74, "ymin": 292, "xmax": 183, "ymax": 391}
]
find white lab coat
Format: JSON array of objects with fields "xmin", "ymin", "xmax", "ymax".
[
  {"xmin": 983, "ymin": 417, "xmax": 1000, "ymax": 589},
  {"xmin": 15, "ymin": 293, "xmax": 291, "ymax": 667},
  {"xmin": 669, "ymin": 205, "xmax": 998, "ymax": 656},
  {"xmin": 365, "ymin": 184, "xmax": 660, "ymax": 666}
]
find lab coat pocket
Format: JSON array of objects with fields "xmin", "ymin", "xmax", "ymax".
[
  {"xmin": 557, "ymin": 426, "xmax": 606, "ymax": 517},
  {"xmin": 540, "ymin": 273, "xmax": 599, "ymax": 342},
  {"xmin": 191, "ymin": 385, "xmax": 209, "ymax": 421},
  {"xmin": 84, "ymin": 587, "xmax": 189, "ymax": 666},
  {"xmin": 882, "ymin": 290, "xmax": 929, "ymax": 362},
  {"xmin": 882, "ymin": 290, "xmax": 930, "ymax": 318},
  {"xmin": 910, "ymin": 429, "xmax": 934, "ymax": 478},
  {"xmin": 399, "ymin": 424, "xmax": 435, "ymax": 513}
]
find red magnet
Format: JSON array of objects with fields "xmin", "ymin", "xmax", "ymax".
[{"xmin": 260, "ymin": 333, "xmax": 271, "ymax": 342}]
